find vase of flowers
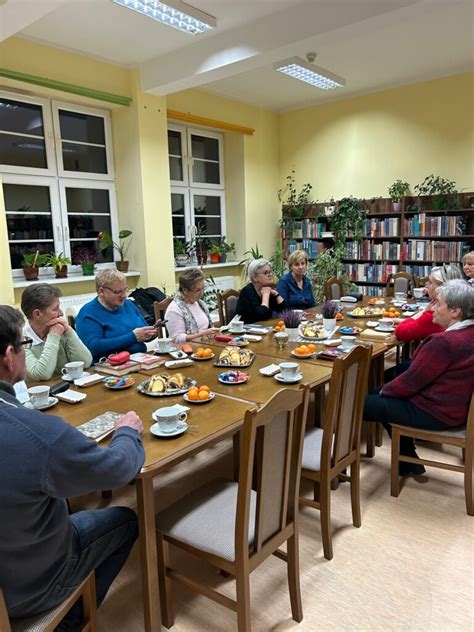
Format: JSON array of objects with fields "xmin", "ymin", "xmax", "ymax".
[
  {"xmin": 280, "ymin": 309, "xmax": 303, "ymax": 342},
  {"xmin": 98, "ymin": 229, "xmax": 132, "ymax": 271},
  {"xmin": 321, "ymin": 300, "xmax": 338, "ymax": 332}
]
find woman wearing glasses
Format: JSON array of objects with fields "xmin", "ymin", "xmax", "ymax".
[
  {"xmin": 20, "ymin": 284, "xmax": 93, "ymax": 380},
  {"xmin": 165, "ymin": 268, "xmax": 219, "ymax": 344},
  {"xmin": 235, "ymin": 258, "xmax": 288, "ymax": 323},
  {"xmin": 76, "ymin": 269, "xmax": 157, "ymax": 362}
]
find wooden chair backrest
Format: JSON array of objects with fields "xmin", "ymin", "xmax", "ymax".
[
  {"xmin": 415, "ymin": 275, "xmax": 429, "ymax": 288},
  {"xmin": 235, "ymin": 386, "xmax": 309, "ymax": 560},
  {"xmin": 217, "ymin": 289, "xmax": 240, "ymax": 326},
  {"xmin": 465, "ymin": 393, "xmax": 474, "ymax": 445},
  {"xmin": 386, "ymin": 272, "xmax": 414, "ymax": 297},
  {"xmin": 153, "ymin": 297, "xmax": 173, "ymax": 336},
  {"xmin": 323, "ymin": 278, "xmax": 344, "ymax": 300},
  {"xmin": 321, "ymin": 345, "xmax": 371, "ymax": 469},
  {"xmin": 0, "ymin": 590, "xmax": 11, "ymax": 632}
]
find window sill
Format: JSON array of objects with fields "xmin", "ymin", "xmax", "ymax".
[
  {"xmin": 174, "ymin": 260, "xmax": 242, "ymax": 272},
  {"xmin": 13, "ymin": 270, "xmax": 140, "ymax": 289}
]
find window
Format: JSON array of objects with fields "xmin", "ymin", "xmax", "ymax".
[
  {"xmin": 168, "ymin": 125, "xmax": 225, "ymax": 247},
  {"xmin": 0, "ymin": 91, "xmax": 117, "ymax": 274}
]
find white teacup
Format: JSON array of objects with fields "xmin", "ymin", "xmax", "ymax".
[
  {"xmin": 154, "ymin": 405, "xmax": 187, "ymax": 433},
  {"xmin": 28, "ymin": 385, "xmax": 50, "ymax": 408},
  {"xmin": 378, "ymin": 323, "xmax": 393, "ymax": 332},
  {"xmin": 341, "ymin": 336, "xmax": 356, "ymax": 350},
  {"xmin": 394, "ymin": 292, "xmax": 406, "ymax": 302},
  {"xmin": 61, "ymin": 361, "xmax": 84, "ymax": 379},
  {"xmin": 413, "ymin": 288, "xmax": 424, "ymax": 299},
  {"xmin": 230, "ymin": 321, "xmax": 244, "ymax": 333},
  {"xmin": 279, "ymin": 362, "xmax": 300, "ymax": 380},
  {"xmin": 156, "ymin": 337, "xmax": 172, "ymax": 353}
]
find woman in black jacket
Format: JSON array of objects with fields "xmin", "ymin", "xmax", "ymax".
[{"xmin": 236, "ymin": 258, "xmax": 288, "ymax": 323}]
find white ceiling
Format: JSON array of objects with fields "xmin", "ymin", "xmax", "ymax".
[{"xmin": 2, "ymin": 0, "xmax": 473, "ymax": 112}]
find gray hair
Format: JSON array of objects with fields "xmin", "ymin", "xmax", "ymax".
[
  {"xmin": 95, "ymin": 268, "xmax": 126, "ymax": 291},
  {"xmin": 248, "ymin": 258, "xmax": 271, "ymax": 282},
  {"xmin": 21, "ymin": 283, "xmax": 62, "ymax": 318},
  {"xmin": 430, "ymin": 264, "xmax": 463, "ymax": 284},
  {"xmin": 178, "ymin": 268, "xmax": 205, "ymax": 292},
  {"xmin": 435, "ymin": 279, "xmax": 474, "ymax": 321}
]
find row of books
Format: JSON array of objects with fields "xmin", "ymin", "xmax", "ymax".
[
  {"xmin": 360, "ymin": 286, "xmax": 385, "ymax": 297},
  {"xmin": 344, "ymin": 263, "xmax": 400, "ymax": 283},
  {"xmin": 283, "ymin": 239, "xmax": 326, "ymax": 258},
  {"xmin": 281, "ymin": 219, "xmax": 328, "ymax": 239},
  {"xmin": 403, "ymin": 214, "xmax": 466, "ymax": 237},
  {"xmin": 344, "ymin": 241, "xmax": 401, "ymax": 260},
  {"xmin": 402, "ymin": 240, "xmax": 467, "ymax": 261},
  {"xmin": 363, "ymin": 217, "xmax": 400, "ymax": 237}
]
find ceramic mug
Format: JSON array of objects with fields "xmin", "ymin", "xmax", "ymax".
[
  {"xmin": 28, "ymin": 385, "xmax": 50, "ymax": 408},
  {"xmin": 156, "ymin": 337, "xmax": 172, "ymax": 353},
  {"xmin": 230, "ymin": 321, "xmax": 244, "ymax": 333},
  {"xmin": 394, "ymin": 292, "xmax": 406, "ymax": 302},
  {"xmin": 154, "ymin": 405, "xmax": 187, "ymax": 433},
  {"xmin": 341, "ymin": 336, "xmax": 356, "ymax": 350},
  {"xmin": 279, "ymin": 362, "xmax": 300, "ymax": 380},
  {"xmin": 61, "ymin": 361, "xmax": 84, "ymax": 379},
  {"xmin": 413, "ymin": 288, "xmax": 424, "ymax": 299}
]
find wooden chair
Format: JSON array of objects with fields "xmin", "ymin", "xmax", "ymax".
[
  {"xmin": 217, "ymin": 289, "xmax": 240, "ymax": 326},
  {"xmin": 2, "ymin": 572, "xmax": 97, "ymax": 631},
  {"xmin": 300, "ymin": 345, "xmax": 372, "ymax": 560},
  {"xmin": 323, "ymin": 278, "xmax": 344, "ymax": 301},
  {"xmin": 155, "ymin": 386, "xmax": 310, "ymax": 631},
  {"xmin": 385, "ymin": 272, "xmax": 414, "ymax": 297},
  {"xmin": 153, "ymin": 297, "xmax": 173, "ymax": 336},
  {"xmin": 390, "ymin": 393, "xmax": 474, "ymax": 515},
  {"xmin": 415, "ymin": 275, "xmax": 429, "ymax": 288}
]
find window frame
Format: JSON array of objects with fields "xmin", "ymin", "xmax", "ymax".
[
  {"xmin": 190, "ymin": 187, "xmax": 226, "ymax": 240},
  {"xmin": 168, "ymin": 124, "xmax": 188, "ymax": 187},
  {"xmin": 187, "ymin": 127, "xmax": 224, "ymax": 190}
]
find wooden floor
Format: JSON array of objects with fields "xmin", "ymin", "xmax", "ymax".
[{"xmin": 71, "ymin": 434, "xmax": 473, "ymax": 631}]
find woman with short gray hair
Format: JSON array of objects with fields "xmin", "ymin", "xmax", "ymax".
[
  {"xmin": 235, "ymin": 258, "xmax": 288, "ymax": 323},
  {"xmin": 21, "ymin": 283, "xmax": 92, "ymax": 380}
]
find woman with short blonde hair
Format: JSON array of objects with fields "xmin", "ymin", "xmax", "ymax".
[
  {"xmin": 462, "ymin": 251, "xmax": 474, "ymax": 285},
  {"xmin": 235, "ymin": 258, "xmax": 288, "ymax": 323},
  {"xmin": 276, "ymin": 249, "xmax": 315, "ymax": 310}
]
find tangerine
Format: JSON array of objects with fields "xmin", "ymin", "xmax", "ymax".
[
  {"xmin": 394, "ymin": 311, "xmax": 400, "ymax": 318},
  {"xmin": 195, "ymin": 347, "xmax": 204, "ymax": 357},
  {"xmin": 199, "ymin": 384, "xmax": 211, "ymax": 392},
  {"xmin": 307, "ymin": 343, "xmax": 316, "ymax": 352},
  {"xmin": 198, "ymin": 390, "xmax": 210, "ymax": 400},
  {"xmin": 187, "ymin": 388, "xmax": 199, "ymax": 400}
]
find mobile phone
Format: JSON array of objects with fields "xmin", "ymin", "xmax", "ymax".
[
  {"xmin": 153, "ymin": 319, "xmax": 168, "ymax": 328},
  {"xmin": 49, "ymin": 381, "xmax": 70, "ymax": 396}
]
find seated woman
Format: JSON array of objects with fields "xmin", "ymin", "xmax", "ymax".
[
  {"xmin": 76, "ymin": 269, "xmax": 158, "ymax": 362},
  {"xmin": 462, "ymin": 250, "xmax": 474, "ymax": 285},
  {"xmin": 395, "ymin": 264, "xmax": 462, "ymax": 342},
  {"xmin": 276, "ymin": 250, "xmax": 315, "ymax": 310},
  {"xmin": 21, "ymin": 284, "xmax": 92, "ymax": 380},
  {"xmin": 165, "ymin": 268, "xmax": 219, "ymax": 344},
  {"xmin": 236, "ymin": 258, "xmax": 288, "ymax": 323},
  {"xmin": 365, "ymin": 280, "xmax": 474, "ymax": 476}
]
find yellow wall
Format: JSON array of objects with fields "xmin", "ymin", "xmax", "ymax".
[{"xmin": 278, "ymin": 72, "xmax": 474, "ymax": 200}]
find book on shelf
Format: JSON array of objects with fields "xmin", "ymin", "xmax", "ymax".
[
  {"xmin": 95, "ymin": 360, "xmax": 141, "ymax": 376},
  {"xmin": 76, "ymin": 412, "xmax": 124, "ymax": 442},
  {"xmin": 129, "ymin": 352, "xmax": 165, "ymax": 370}
]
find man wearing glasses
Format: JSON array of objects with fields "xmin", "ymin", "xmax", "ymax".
[
  {"xmin": 76, "ymin": 269, "xmax": 159, "ymax": 362},
  {"xmin": 0, "ymin": 305, "xmax": 145, "ymax": 628}
]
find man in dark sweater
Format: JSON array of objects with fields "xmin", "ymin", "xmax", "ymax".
[
  {"xmin": 0, "ymin": 305, "xmax": 145, "ymax": 629},
  {"xmin": 364, "ymin": 280, "xmax": 474, "ymax": 475}
]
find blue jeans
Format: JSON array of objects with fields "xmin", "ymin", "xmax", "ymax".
[{"xmin": 14, "ymin": 507, "xmax": 138, "ymax": 631}]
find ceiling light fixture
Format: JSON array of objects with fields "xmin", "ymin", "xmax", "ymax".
[
  {"xmin": 113, "ymin": 0, "xmax": 216, "ymax": 35},
  {"xmin": 274, "ymin": 53, "xmax": 345, "ymax": 90}
]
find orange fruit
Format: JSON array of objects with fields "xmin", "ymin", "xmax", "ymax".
[
  {"xmin": 278, "ymin": 320, "xmax": 284, "ymax": 326},
  {"xmin": 204, "ymin": 348, "xmax": 213, "ymax": 357},
  {"xmin": 307, "ymin": 343, "xmax": 316, "ymax": 352},
  {"xmin": 195, "ymin": 347, "xmax": 204, "ymax": 357},
  {"xmin": 394, "ymin": 311, "xmax": 400, "ymax": 318},
  {"xmin": 198, "ymin": 390, "xmax": 210, "ymax": 400},
  {"xmin": 389, "ymin": 307, "xmax": 396, "ymax": 312},
  {"xmin": 187, "ymin": 388, "xmax": 199, "ymax": 400},
  {"xmin": 199, "ymin": 384, "xmax": 210, "ymax": 392}
]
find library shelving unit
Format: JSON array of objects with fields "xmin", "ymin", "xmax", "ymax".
[{"xmin": 280, "ymin": 194, "xmax": 474, "ymax": 297}]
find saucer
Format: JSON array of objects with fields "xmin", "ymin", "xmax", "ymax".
[
  {"xmin": 375, "ymin": 326, "xmax": 394, "ymax": 333},
  {"xmin": 24, "ymin": 396, "xmax": 59, "ymax": 411},
  {"xmin": 150, "ymin": 421, "xmax": 188, "ymax": 438},
  {"xmin": 183, "ymin": 392, "xmax": 215, "ymax": 404},
  {"xmin": 62, "ymin": 371, "xmax": 90, "ymax": 382},
  {"xmin": 229, "ymin": 329, "xmax": 245, "ymax": 336},
  {"xmin": 274, "ymin": 373, "xmax": 303, "ymax": 384}
]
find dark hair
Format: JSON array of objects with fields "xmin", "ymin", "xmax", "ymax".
[
  {"xmin": 0, "ymin": 306, "xmax": 24, "ymax": 356},
  {"xmin": 21, "ymin": 283, "xmax": 62, "ymax": 318},
  {"xmin": 178, "ymin": 268, "xmax": 205, "ymax": 292}
]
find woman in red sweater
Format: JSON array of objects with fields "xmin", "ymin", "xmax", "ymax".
[
  {"xmin": 365, "ymin": 280, "xmax": 474, "ymax": 475},
  {"xmin": 395, "ymin": 264, "xmax": 462, "ymax": 342}
]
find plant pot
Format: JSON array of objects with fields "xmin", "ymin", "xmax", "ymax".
[
  {"xmin": 23, "ymin": 266, "xmax": 39, "ymax": 281},
  {"xmin": 196, "ymin": 250, "xmax": 208, "ymax": 266},
  {"xmin": 220, "ymin": 253, "xmax": 227, "ymax": 263},
  {"xmin": 55, "ymin": 265, "xmax": 68, "ymax": 279},
  {"xmin": 210, "ymin": 253, "xmax": 220, "ymax": 264},
  {"xmin": 322, "ymin": 317, "xmax": 336, "ymax": 333},
  {"xmin": 175, "ymin": 255, "xmax": 189, "ymax": 267},
  {"xmin": 286, "ymin": 327, "xmax": 299, "ymax": 342},
  {"xmin": 81, "ymin": 263, "xmax": 95, "ymax": 276},
  {"xmin": 116, "ymin": 260, "xmax": 129, "ymax": 273},
  {"xmin": 392, "ymin": 201, "xmax": 402, "ymax": 212}
]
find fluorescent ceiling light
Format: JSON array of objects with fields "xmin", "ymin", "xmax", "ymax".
[
  {"xmin": 113, "ymin": 0, "xmax": 216, "ymax": 35},
  {"xmin": 274, "ymin": 57, "xmax": 345, "ymax": 90}
]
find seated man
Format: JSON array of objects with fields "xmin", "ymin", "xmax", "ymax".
[
  {"xmin": 364, "ymin": 280, "xmax": 474, "ymax": 476},
  {"xmin": 21, "ymin": 283, "xmax": 93, "ymax": 380},
  {"xmin": 0, "ymin": 305, "xmax": 145, "ymax": 630}
]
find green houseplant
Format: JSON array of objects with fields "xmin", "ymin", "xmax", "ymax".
[
  {"xmin": 193, "ymin": 221, "xmax": 211, "ymax": 266},
  {"xmin": 278, "ymin": 169, "xmax": 314, "ymax": 218},
  {"xmin": 98, "ymin": 229, "xmax": 133, "ymax": 272},
  {"xmin": 209, "ymin": 241, "xmax": 222, "ymax": 264},
  {"xmin": 219, "ymin": 236, "xmax": 235, "ymax": 263},
  {"xmin": 388, "ymin": 179, "xmax": 410, "ymax": 211},
  {"xmin": 414, "ymin": 175, "xmax": 458, "ymax": 210},
  {"xmin": 173, "ymin": 238, "xmax": 189, "ymax": 267},
  {"xmin": 45, "ymin": 252, "xmax": 71, "ymax": 278},
  {"xmin": 72, "ymin": 247, "xmax": 97, "ymax": 276},
  {"xmin": 22, "ymin": 251, "xmax": 47, "ymax": 281},
  {"xmin": 329, "ymin": 196, "xmax": 367, "ymax": 249},
  {"xmin": 310, "ymin": 246, "xmax": 356, "ymax": 303}
]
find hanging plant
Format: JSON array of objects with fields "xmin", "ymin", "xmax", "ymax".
[
  {"xmin": 278, "ymin": 169, "xmax": 314, "ymax": 218},
  {"xmin": 329, "ymin": 196, "xmax": 366, "ymax": 248}
]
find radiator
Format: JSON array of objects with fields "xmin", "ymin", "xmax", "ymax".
[
  {"xmin": 212, "ymin": 276, "xmax": 235, "ymax": 292},
  {"xmin": 60, "ymin": 293, "xmax": 96, "ymax": 317}
]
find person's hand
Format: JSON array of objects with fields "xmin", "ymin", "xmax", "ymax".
[
  {"xmin": 115, "ymin": 411, "xmax": 144, "ymax": 435},
  {"xmin": 269, "ymin": 288, "xmax": 279, "ymax": 297},
  {"xmin": 261, "ymin": 286, "xmax": 272, "ymax": 299},
  {"xmin": 134, "ymin": 326, "xmax": 158, "ymax": 342},
  {"xmin": 47, "ymin": 317, "xmax": 68, "ymax": 336}
]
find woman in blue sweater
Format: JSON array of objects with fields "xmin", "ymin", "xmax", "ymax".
[
  {"xmin": 76, "ymin": 269, "xmax": 158, "ymax": 362},
  {"xmin": 276, "ymin": 250, "xmax": 315, "ymax": 310}
]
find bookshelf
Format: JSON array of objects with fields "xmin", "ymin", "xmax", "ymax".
[{"xmin": 280, "ymin": 194, "xmax": 474, "ymax": 297}]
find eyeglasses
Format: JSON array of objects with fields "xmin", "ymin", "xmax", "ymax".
[
  {"xmin": 259, "ymin": 269, "xmax": 273, "ymax": 276},
  {"xmin": 102, "ymin": 286, "xmax": 129, "ymax": 296},
  {"xmin": 18, "ymin": 337, "xmax": 33, "ymax": 350},
  {"xmin": 189, "ymin": 286, "xmax": 205, "ymax": 294}
]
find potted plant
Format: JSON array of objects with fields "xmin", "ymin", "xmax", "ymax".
[
  {"xmin": 193, "ymin": 221, "xmax": 210, "ymax": 266},
  {"xmin": 388, "ymin": 179, "xmax": 410, "ymax": 212},
  {"xmin": 325, "ymin": 197, "xmax": 337, "ymax": 217},
  {"xmin": 414, "ymin": 175, "xmax": 458, "ymax": 210},
  {"xmin": 279, "ymin": 309, "xmax": 303, "ymax": 342},
  {"xmin": 98, "ymin": 229, "xmax": 132, "ymax": 272},
  {"xmin": 329, "ymin": 196, "xmax": 367, "ymax": 248},
  {"xmin": 209, "ymin": 241, "xmax": 221, "ymax": 264},
  {"xmin": 174, "ymin": 238, "xmax": 189, "ymax": 267},
  {"xmin": 310, "ymin": 246, "xmax": 356, "ymax": 303},
  {"xmin": 278, "ymin": 169, "xmax": 314, "ymax": 218},
  {"xmin": 45, "ymin": 252, "xmax": 71, "ymax": 278},
  {"xmin": 219, "ymin": 236, "xmax": 235, "ymax": 263},
  {"xmin": 73, "ymin": 247, "xmax": 97, "ymax": 276},
  {"xmin": 321, "ymin": 300, "xmax": 338, "ymax": 332},
  {"xmin": 22, "ymin": 251, "xmax": 47, "ymax": 281}
]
